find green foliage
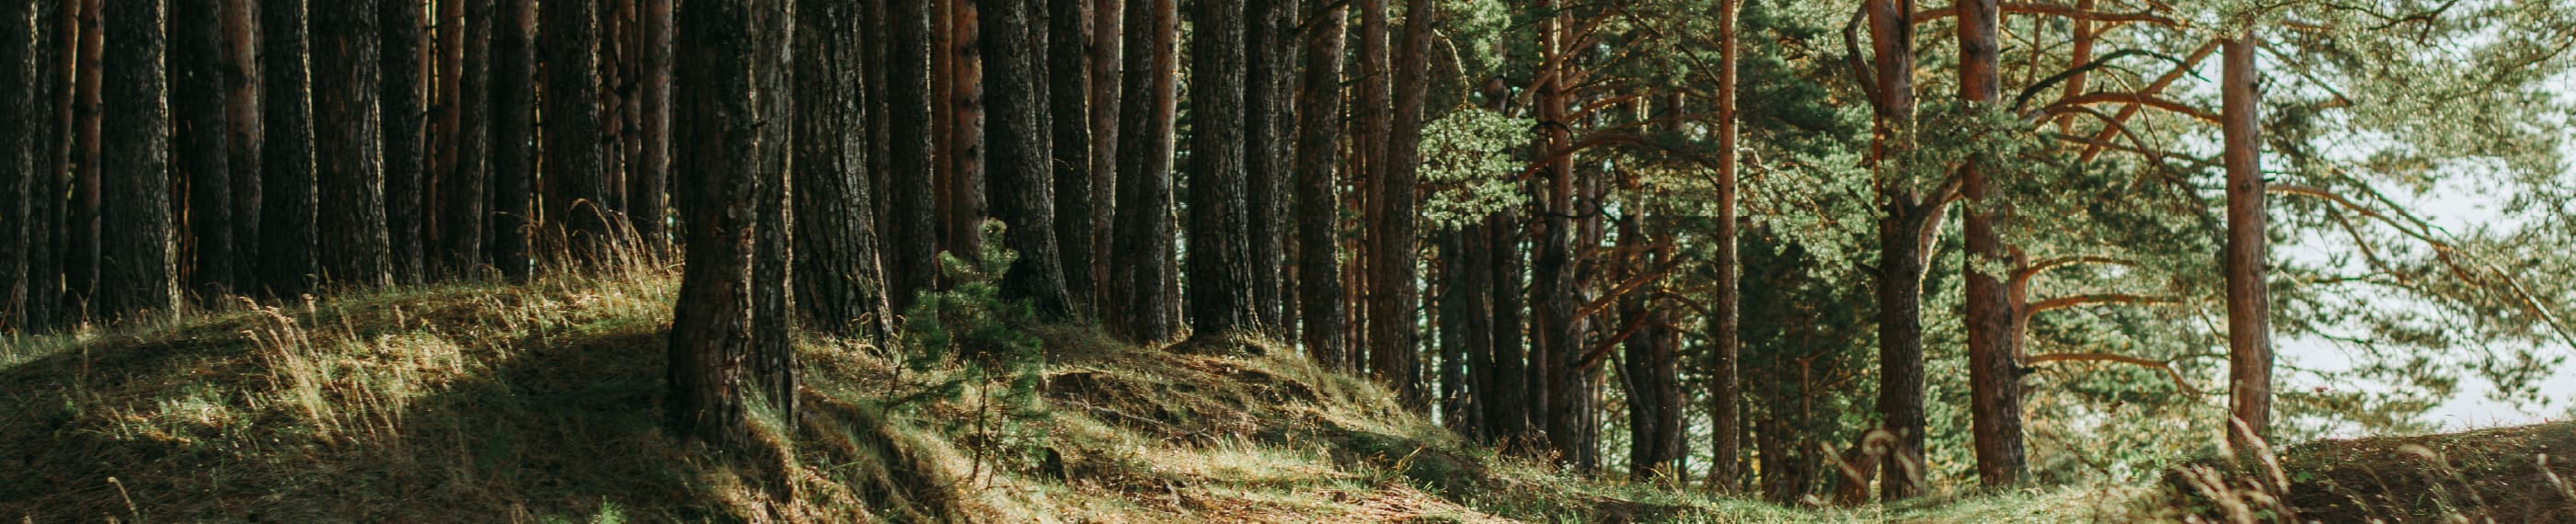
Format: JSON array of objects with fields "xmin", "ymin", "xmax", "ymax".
[
  {"xmin": 1419, "ymin": 108, "xmax": 1533, "ymax": 228},
  {"xmin": 895, "ymin": 221, "xmax": 1052, "ymax": 475}
]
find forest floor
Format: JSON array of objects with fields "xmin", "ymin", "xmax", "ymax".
[{"xmin": 0, "ymin": 263, "xmax": 2561, "ymax": 522}]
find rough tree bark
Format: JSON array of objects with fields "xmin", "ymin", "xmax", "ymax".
[
  {"xmin": 749, "ymin": 0, "xmax": 796, "ymax": 422},
  {"xmin": 488, "ymin": 0, "xmax": 535, "ymax": 282},
  {"xmin": 945, "ymin": 0, "xmax": 987, "ymax": 262},
  {"xmin": 223, "ymin": 0, "xmax": 260, "ymax": 290},
  {"xmin": 1957, "ymin": 0, "xmax": 2025, "ymax": 487},
  {"xmin": 1047, "ymin": 0, "xmax": 1097, "ymax": 317},
  {"xmin": 794, "ymin": 0, "xmax": 895, "ymax": 341},
  {"xmin": 2222, "ymin": 31, "xmax": 2271, "ymax": 448},
  {"xmin": 258, "ymin": 0, "xmax": 318, "ymax": 298},
  {"xmin": 1243, "ymin": 0, "xmax": 1292, "ymax": 328},
  {"xmin": 1109, "ymin": 0, "xmax": 1180, "ymax": 342},
  {"xmin": 544, "ymin": 0, "xmax": 610, "ymax": 263},
  {"xmin": 1370, "ymin": 0, "xmax": 1435, "ymax": 410},
  {"xmin": 1531, "ymin": 0, "xmax": 1588, "ymax": 467},
  {"xmin": 98, "ymin": 0, "xmax": 176, "ymax": 319},
  {"xmin": 66, "ymin": 0, "xmax": 98, "ymax": 312},
  {"xmin": 1293, "ymin": 0, "xmax": 1350, "ymax": 369},
  {"xmin": 439, "ymin": 0, "xmax": 494, "ymax": 278},
  {"xmin": 1866, "ymin": 0, "xmax": 1928, "ymax": 500},
  {"xmin": 1087, "ymin": 0, "xmax": 1122, "ymax": 313},
  {"xmin": 632, "ymin": 0, "xmax": 673, "ymax": 247},
  {"xmin": 1707, "ymin": 0, "xmax": 1742, "ymax": 494},
  {"xmin": 313, "ymin": 0, "xmax": 392, "ymax": 289},
  {"xmin": 1, "ymin": 0, "xmax": 35, "ymax": 330},
  {"xmin": 885, "ymin": 0, "xmax": 938, "ymax": 310},
  {"xmin": 983, "ymin": 0, "xmax": 1073, "ymax": 319},
  {"xmin": 1184, "ymin": 0, "xmax": 1255, "ymax": 341},
  {"xmin": 382, "ymin": 0, "xmax": 426, "ymax": 283},
  {"xmin": 666, "ymin": 0, "xmax": 767, "ymax": 455},
  {"xmin": 1486, "ymin": 205, "xmax": 1529, "ymax": 443},
  {"xmin": 174, "ymin": 0, "xmax": 232, "ymax": 300}
]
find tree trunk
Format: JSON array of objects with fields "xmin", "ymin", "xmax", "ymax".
[
  {"xmin": 172, "ymin": 0, "xmax": 232, "ymax": 301},
  {"xmin": 1, "ymin": 0, "xmax": 35, "ymax": 330},
  {"xmin": 382, "ymin": 0, "xmax": 426, "ymax": 284},
  {"xmin": 257, "ymin": 0, "xmax": 317, "ymax": 298},
  {"xmin": 98, "ymin": 0, "xmax": 175, "ymax": 319},
  {"xmin": 66, "ymin": 0, "xmax": 98, "ymax": 313},
  {"xmin": 1184, "ymin": 0, "xmax": 1254, "ymax": 341},
  {"xmin": 222, "ymin": 0, "xmax": 260, "ymax": 290},
  {"xmin": 631, "ymin": 0, "xmax": 673, "ymax": 247},
  {"xmin": 1866, "ymin": 0, "xmax": 1926, "ymax": 500},
  {"xmin": 1956, "ymin": 0, "xmax": 2025, "ymax": 487},
  {"xmin": 1109, "ymin": 0, "xmax": 1179, "ymax": 343},
  {"xmin": 885, "ymin": 0, "xmax": 938, "ymax": 311},
  {"xmin": 433, "ymin": 0, "xmax": 461, "ymax": 264},
  {"xmin": 983, "ymin": 0, "xmax": 1072, "ymax": 319},
  {"xmin": 1531, "ymin": 0, "xmax": 1586, "ymax": 467},
  {"xmin": 26, "ymin": 0, "xmax": 67, "ymax": 330},
  {"xmin": 1351, "ymin": 0, "xmax": 1386, "ymax": 369},
  {"xmin": 750, "ymin": 0, "xmax": 796, "ymax": 422},
  {"xmin": 2222, "ymin": 32, "xmax": 2271, "ymax": 448},
  {"xmin": 666, "ymin": 0, "xmax": 765, "ymax": 454},
  {"xmin": 1293, "ymin": 0, "xmax": 1349, "ymax": 369},
  {"xmin": 1486, "ymin": 207, "xmax": 1528, "ymax": 443},
  {"xmin": 794, "ymin": 0, "xmax": 894, "ymax": 341},
  {"xmin": 1086, "ymin": 0, "xmax": 1121, "ymax": 313},
  {"xmin": 544, "ymin": 0, "xmax": 609, "ymax": 264},
  {"xmin": 439, "ymin": 0, "xmax": 494, "ymax": 278},
  {"xmin": 1707, "ymin": 0, "xmax": 1742, "ymax": 494},
  {"xmin": 1442, "ymin": 226, "xmax": 1491, "ymax": 436},
  {"xmin": 1047, "ymin": 0, "xmax": 1097, "ymax": 317},
  {"xmin": 487, "ymin": 0, "xmax": 535, "ymax": 282},
  {"xmin": 1370, "ymin": 0, "xmax": 1434, "ymax": 410},
  {"xmin": 313, "ymin": 0, "xmax": 391, "ymax": 289},
  {"xmin": 1243, "ymin": 0, "xmax": 1291, "ymax": 329},
  {"xmin": 946, "ymin": 0, "xmax": 987, "ymax": 262}
]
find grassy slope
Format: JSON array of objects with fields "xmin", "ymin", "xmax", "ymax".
[{"xmin": 0, "ymin": 265, "xmax": 2321, "ymax": 523}]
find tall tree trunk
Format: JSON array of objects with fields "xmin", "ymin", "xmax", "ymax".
[
  {"xmin": 1243, "ymin": 0, "xmax": 1291, "ymax": 329},
  {"xmin": 946, "ymin": 0, "xmax": 987, "ymax": 262},
  {"xmin": 1047, "ymin": 0, "xmax": 1097, "ymax": 317},
  {"xmin": 1957, "ymin": 0, "xmax": 2024, "ymax": 487},
  {"xmin": 544, "ymin": 0, "xmax": 609, "ymax": 263},
  {"xmin": 632, "ymin": 0, "xmax": 673, "ymax": 247},
  {"xmin": 983, "ymin": 0, "xmax": 1072, "ymax": 318},
  {"xmin": 1087, "ymin": 0, "xmax": 1122, "ymax": 313},
  {"xmin": 98, "ymin": 0, "xmax": 175, "ymax": 319},
  {"xmin": 66, "ymin": 0, "xmax": 98, "ymax": 313},
  {"xmin": 749, "ymin": 0, "xmax": 796, "ymax": 423},
  {"xmin": 1866, "ymin": 0, "xmax": 1926, "ymax": 500},
  {"xmin": 1184, "ymin": 0, "xmax": 1254, "ymax": 341},
  {"xmin": 1293, "ymin": 0, "xmax": 1349, "ymax": 369},
  {"xmin": 794, "ymin": 0, "xmax": 894, "ymax": 341},
  {"xmin": 382, "ymin": 0, "xmax": 426, "ymax": 283},
  {"xmin": 1109, "ymin": 0, "xmax": 1179, "ymax": 342},
  {"xmin": 1440, "ymin": 227, "xmax": 1490, "ymax": 435},
  {"xmin": 1486, "ymin": 207, "xmax": 1528, "ymax": 443},
  {"xmin": 314, "ymin": 0, "xmax": 391, "ymax": 290},
  {"xmin": 2222, "ymin": 32, "xmax": 2272, "ymax": 448},
  {"xmin": 440, "ymin": 0, "xmax": 494, "ymax": 278},
  {"xmin": 1530, "ymin": 0, "xmax": 1586, "ymax": 467},
  {"xmin": 886, "ymin": 0, "xmax": 938, "ymax": 311},
  {"xmin": 488, "ymin": 0, "xmax": 536, "ymax": 282},
  {"xmin": 1, "ymin": 0, "xmax": 35, "ymax": 330},
  {"xmin": 27, "ymin": 0, "xmax": 67, "ymax": 330},
  {"xmin": 174, "ymin": 0, "xmax": 232, "ymax": 301},
  {"xmin": 258, "ymin": 0, "xmax": 317, "ymax": 298},
  {"xmin": 1352, "ymin": 0, "xmax": 1387, "ymax": 366},
  {"xmin": 666, "ymin": 0, "xmax": 766, "ymax": 455},
  {"xmin": 222, "ymin": 0, "xmax": 260, "ymax": 290},
  {"xmin": 433, "ymin": 0, "xmax": 462, "ymax": 265},
  {"xmin": 1706, "ymin": 0, "xmax": 1742, "ymax": 494},
  {"xmin": 1370, "ymin": 0, "xmax": 1434, "ymax": 409}
]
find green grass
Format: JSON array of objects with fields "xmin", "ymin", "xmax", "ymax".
[{"xmin": 0, "ymin": 263, "xmax": 2296, "ymax": 523}]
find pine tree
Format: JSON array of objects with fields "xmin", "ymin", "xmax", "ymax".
[
  {"xmin": 1108, "ymin": 0, "xmax": 1179, "ymax": 343},
  {"xmin": 794, "ymin": 0, "xmax": 895, "ymax": 340},
  {"xmin": 98, "ymin": 0, "xmax": 176, "ymax": 319},
  {"xmin": 983, "ymin": 0, "xmax": 1072, "ymax": 318},
  {"xmin": 544, "ymin": 0, "xmax": 610, "ymax": 262},
  {"xmin": 258, "ymin": 0, "xmax": 318, "ymax": 298},
  {"xmin": 1182, "ymin": 0, "xmax": 1253, "ymax": 340},
  {"xmin": 313, "ymin": 0, "xmax": 392, "ymax": 289}
]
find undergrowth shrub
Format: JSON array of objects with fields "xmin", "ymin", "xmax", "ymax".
[{"xmin": 891, "ymin": 221, "xmax": 1052, "ymax": 484}]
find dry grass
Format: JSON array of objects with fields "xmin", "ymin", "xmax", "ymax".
[
  {"xmin": 0, "ymin": 261, "xmax": 1736, "ymax": 523},
  {"xmin": 2162, "ymin": 421, "xmax": 2576, "ymax": 523}
]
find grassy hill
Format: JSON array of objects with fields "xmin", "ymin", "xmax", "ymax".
[{"xmin": 6, "ymin": 264, "xmax": 2555, "ymax": 522}]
